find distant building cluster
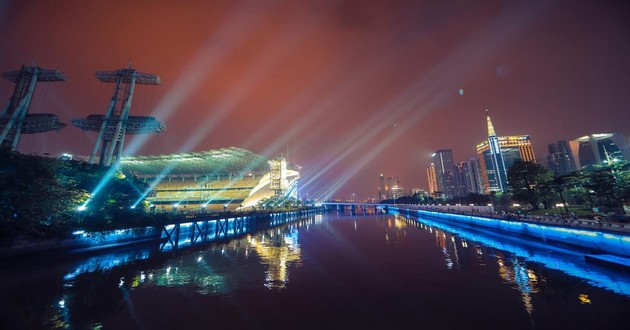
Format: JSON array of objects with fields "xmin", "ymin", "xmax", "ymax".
[
  {"xmin": 423, "ymin": 111, "xmax": 629, "ymax": 199},
  {"xmin": 378, "ymin": 174, "xmax": 404, "ymax": 201}
]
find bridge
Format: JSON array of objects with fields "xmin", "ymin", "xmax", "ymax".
[{"xmin": 321, "ymin": 202, "xmax": 388, "ymax": 214}]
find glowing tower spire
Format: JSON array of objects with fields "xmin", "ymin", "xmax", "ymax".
[
  {"xmin": 486, "ymin": 109, "xmax": 496, "ymax": 137},
  {"xmin": 486, "ymin": 110, "xmax": 508, "ymax": 192}
]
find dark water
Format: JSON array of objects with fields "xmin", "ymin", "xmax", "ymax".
[{"xmin": 1, "ymin": 212, "xmax": 630, "ymax": 329}]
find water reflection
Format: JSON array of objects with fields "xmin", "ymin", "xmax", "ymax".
[
  {"xmin": 139, "ymin": 216, "xmax": 315, "ymax": 293},
  {"xmin": 496, "ymin": 254, "xmax": 538, "ymax": 317},
  {"xmin": 383, "ymin": 216, "xmax": 408, "ymax": 244},
  {"xmin": 29, "ymin": 215, "xmax": 317, "ymax": 329},
  {"xmin": 395, "ymin": 212, "xmax": 630, "ymax": 298},
  {"xmin": 252, "ymin": 227, "xmax": 302, "ymax": 289},
  {"xmin": 3, "ymin": 212, "xmax": 630, "ymax": 329}
]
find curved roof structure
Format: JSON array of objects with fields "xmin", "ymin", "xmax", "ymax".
[{"xmin": 120, "ymin": 147, "xmax": 270, "ymax": 177}]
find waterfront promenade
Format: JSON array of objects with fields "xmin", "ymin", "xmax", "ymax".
[{"xmin": 397, "ymin": 204, "xmax": 630, "ymax": 234}]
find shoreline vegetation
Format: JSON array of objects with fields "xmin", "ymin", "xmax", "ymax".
[
  {"xmin": 0, "ymin": 151, "xmax": 161, "ymax": 246},
  {"xmin": 0, "ymin": 152, "xmax": 308, "ymax": 247}
]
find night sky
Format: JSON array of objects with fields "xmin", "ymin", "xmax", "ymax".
[{"xmin": 1, "ymin": 0, "xmax": 629, "ymax": 200}]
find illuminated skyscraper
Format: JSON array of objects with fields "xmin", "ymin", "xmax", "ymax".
[
  {"xmin": 386, "ymin": 176, "xmax": 402, "ymax": 199},
  {"xmin": 378, "ymin": 174, "xmax": 403, "ymax": 200},
  {"xmin": 468, "ymin": 157, "xmax": 485, "ymax": 194},
  {"xmin": 426, "ymin": 163, "xmax": 438, "ymax": 198},
  {"xmin": 477, "ymin": 111, "xmax": 536, "ymax": 193},
  {"xmin": 378, "ymin": 173, "xmax": 387, "ymax": 201},
  {"xmin": 456, "ymin": 159, "xmax": 484, "ymax": 196},
  {"xmin": 432, "ymin": 149, "xmax": 457, "ymax": 198}
]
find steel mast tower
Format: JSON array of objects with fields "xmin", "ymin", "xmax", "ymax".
[
  {"xmin": 72, "ymin": 66, "xmax": 165, "ymax": 166},
  {"xmin": 0, "ymin": 65, "xmax": 66, "ymax": 151}
]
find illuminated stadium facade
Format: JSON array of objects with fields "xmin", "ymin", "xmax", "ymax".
[{"xmin": 120, "ymin": 147, "xmax": 300, "ymax": 212}]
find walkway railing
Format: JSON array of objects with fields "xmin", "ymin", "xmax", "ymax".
[{"xmin": 400, "ymin": 204, "xmax": 630, "ymax": 234}]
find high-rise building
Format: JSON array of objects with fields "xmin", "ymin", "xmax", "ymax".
[
  {"xmin": 427, "ymin": 163, "xmax": 438, "ymax": 198},
  {"xmin": 568, "ymin": 133, "xmax": 629, "ymax": 169},
  {"xmin": 455, "ymin": 158, "xmax": 485, "ymax": 196},
  {"xmin": 378, "ymin": 173, "xmax": 387, "ymax": 201},
  {"xmin": 378, "ymin": 174, "xmax": 404, "ymax": 200},
  {"xmin": 477, "ymin": 111, "xmax": 536, "ymax": 193},
  {"xmin": 546, "ymin": 140, "xmax": 577, "ymax": 176},
  {"xmin": 455, "ymin": 163, "xmax": 468, "ymax": 197},
  {"xmin": 386, "ymin": 176, "xmax": 401, "ymax": 199},
  {"xmin": 468, "ymin": 157, "xmax": 485, "ymax": 194},
  {"xmin": 391, "ymin": 185, "xmax": 404, "ymax": 200},
  {"xmin": 432, "ymin": 149, "xmax": 458, "ymax": 198}
]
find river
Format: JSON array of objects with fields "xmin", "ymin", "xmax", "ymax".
[{"xmin": 1, "ymin": 212, "xmax": 629, "ymax": 329}]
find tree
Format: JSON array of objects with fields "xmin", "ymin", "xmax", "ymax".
[
  {"xmin": 547, "ymin": 173, "xmax": 582, "ymax": 214},
  {"xmin": 0, "ymin": 152, "xmax": 84, "ymax": 241},
  {"xmin": 463, "ymin": 193, "xmax": 490, "ymax": 206},
  {"xmin": 507, "ymin": 160, "xmax": 554, "ymax": 209},
  {"xmin": 583, "ymin": 161, "xmax": 630, "ymax": 214},
  {"xmin": 0, "ymin": 152, "xmax": 153, "ymax": 243}
]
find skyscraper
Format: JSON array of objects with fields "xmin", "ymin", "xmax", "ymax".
[
  {"xmin": 378, "ymin": 174, "xmax": 403, "ymax": 200},
  {"xmin": 455, "ymin": 162, "xmax": 469, "ymax": 197},
  {"xmin": 569, "ymin": 133, "xmax": 629, "ymax": 168},
  {"xmin": 378, "ymin": 173, "xmax": 386, "ymax": 201},
  {"xmin": 477, "ymin": 111, "xmax": 536, "ymax": 193},
  {"xmin": 456, "ymin": 159, "xmax": 484, "ymax": 196},
  {"xmin": 427, "ymin": 163, "xmax": 438, "ymax": 197},
  {"xmin": 468, "ymin": 157, "xmax": 485, "ymax": 194},
  {"xmin": 546, "ymin": 140, "xmax": 577, "ymax": 176},
  {"xmin": 386, "ymin": 176, "xmax": 402, "ymax": 200},
  {"xmin": 432, "ymin": 149, "xmax": 457, "ymax": 198}
]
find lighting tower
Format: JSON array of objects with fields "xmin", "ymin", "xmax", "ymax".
[
  {"xmin": 72, "ymin": 66, "xmax": 165, "ymax": 166},
  {"xmin": 270, "ymin": 155, "xmax": 288, "ymax": 198},
  {"xmin": 0, "ymin": 65, "xmax": 66, "ymax": 151}
]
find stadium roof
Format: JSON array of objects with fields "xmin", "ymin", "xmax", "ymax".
[{"xmin": 120, "ymin": 147, "xmax": 270, "ymax": 176}]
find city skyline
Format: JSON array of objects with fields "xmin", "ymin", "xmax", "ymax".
[{"xmin": 1, "ymin": 0, "xmax": 630, "ymax": 200}]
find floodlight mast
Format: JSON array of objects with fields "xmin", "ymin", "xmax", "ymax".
[
  {"xmin": 0, "ymin": 65, "xmax": 66, "ymax": 151},
  {"xmin": 72, "ymin": 67, "xmax": 164, "ymax": 166}
]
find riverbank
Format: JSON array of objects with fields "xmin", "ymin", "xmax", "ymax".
[
  {"xmin": 0, "ymin": 207, "xmax": 323, "ymax": 257},
  {"xmin": 390, "ymin": 205, "xmax": 630, "ymax": 258},
  {"xmin": 393, "ymin": 204, "xmax": 630, "ymax": 234}
]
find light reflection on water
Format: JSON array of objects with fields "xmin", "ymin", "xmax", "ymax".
[
  {"xmin": 382, "ymin": 212, "xmax": 630, "ymax": 323},
  {"xmin": 391, "ymin": 212, "xmax": 630, "ymax": 298},
  {"xmin": 2, "ymin": 212, "xmax": 630, "ymax": 329}
]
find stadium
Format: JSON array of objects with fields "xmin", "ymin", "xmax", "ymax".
[{"xmin": 120, "ymin": 147, "xmax": 300, "ymax": 212}]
